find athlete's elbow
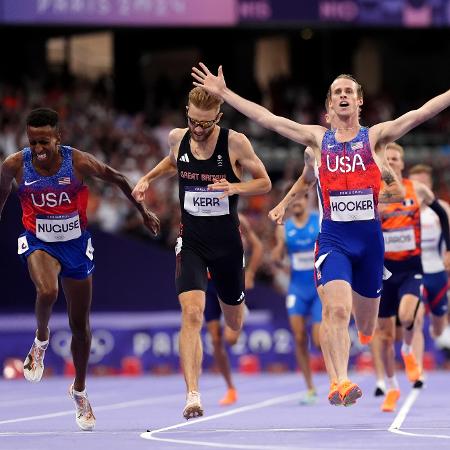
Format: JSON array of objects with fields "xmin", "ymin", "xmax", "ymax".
[{"xmin": 262, "ymin": 177, "xmax": 272, "ymax": 194}]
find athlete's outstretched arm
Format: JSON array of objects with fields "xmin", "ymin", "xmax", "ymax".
[
  {"xmin": 268, "ymin": 147, "xmax": 316, "ymax": 225},
  {"xmin": 73, "ymin": 149, "xmax": 160, "ymax": 235},
  {"xmin": 0, "ymin": 153, "xmax": 20, "ymax": 219},
  {"xmin": 238, "ymin": 214, "xmax": 263, "ymax": 289},
  {"xmin": 372, "ymin": 88, "xmax": 450, "ymax": 145},
  {"xmin": 192, "ymin": 63, "xmax": 325, "ymax": 148},
  {"xmin": 208, "ymin": 132, "xmax": 271, "ymax": 198}
]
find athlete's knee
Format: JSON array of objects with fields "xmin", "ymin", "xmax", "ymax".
[
  {"xmin": 36, "ymin": 285, "xmax": 58, "ymax": 305},
  {"xmin": 327, "ymin": 303, "xmax": 351, "ymax": 325},
  {"xmin": 209, "ymin": 330, "xmax": 223, "ymax": 348},
  {"xmin": 377, "ymin": 327, "xmax": 395, "ymax": 345},
  {"xmin": 224, "ymin": 329, "xmax": 240, "ymax": 346},
  {"xmin": 181, "ymin": 303, "xmax": 204, "ymax": 329}
]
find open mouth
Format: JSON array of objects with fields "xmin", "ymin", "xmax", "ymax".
[
  {"xmin": 339, "ymin": 101, "xmax": 349, "ymax": 107},
  {"xmin": 36, "ymin": 153, "xmax": 47, "ymax": 161}
]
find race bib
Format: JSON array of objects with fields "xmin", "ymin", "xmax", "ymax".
[
  {"xmin": 383, "ymin": 228, "xmax": 416, "ymax": 253},
  {"xmin": 330, "ymin": 189, "xmax": 375, "ymax": 222},
  {"xmin": 36, "ymin": 213, "xmax": 81, "ymax": 242},
  {"xmin": 291, "ymin": 250, "xmax": 315, "ymax": 271},
  {"xmin": 184, "ymin": 187, "xmax": 229, "ymax": 217}
]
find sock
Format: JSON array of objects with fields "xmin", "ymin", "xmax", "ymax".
[
  {"xmin": 73, "ymin": 387, "xmax": 87, "ymax": 396},
  {"xmin": 34, "ymin": 336, "xmax": 49, "ymax": 349},
  {"xmin": 376, "ymin": 379, "xmax": 386, "ymax": 390},
  {"xmin": 401, "ymin": 343, "xmax": 412, "ymax": 355},
  {"xmin": 386, "ymin": 376, "xmax": 399, "ymax": 390}
]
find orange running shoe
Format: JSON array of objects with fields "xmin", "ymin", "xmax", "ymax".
[
  {"xmin": 219, "ymin": 388, "xmax": 238, "ymax": 406},
  {"xmin": 401, "ymin": 352, "xmax": 421, "ymax": 382},
  {"xmin": 358, "ymin": 331, "xmax": 373, "ymax": 345},
  {"xmin": 328, "ymin": 381, "xmax": 343, "ymax": 406},
  {"xmin": 338, "ymin": 380, "xmax": 362, "ymax": 406},
  {"xmin": 381, "ymin": 389, "xmax": 400, "ymax": 412}
]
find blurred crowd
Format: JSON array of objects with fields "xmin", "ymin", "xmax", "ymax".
[{"xmin": 1, "ymin": 76, "xmax": 450, "ymax": 289}]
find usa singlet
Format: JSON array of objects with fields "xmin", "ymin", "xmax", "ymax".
[
  {"xmin": 285, "ymin": 213, "xmax": 322, "ymax": 322},
  {"xmin": 314, "ymin": 127, "xmax": 384, "ymax": 298},
  {"xmin": 16, "ymin": 146, "xmax": 94, "ymax": 279},
  {"xmin": 175, "ymin": 128, "xmax": 245, "ymax": 305}
]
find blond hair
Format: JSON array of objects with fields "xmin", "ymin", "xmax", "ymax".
[
  {"xmin": 326, "ymin": 74, "xmax": 363, "ymax": 106},
  {"xmin": 188, "ymin": 87, "xmax": 223, "ymax": 111},
  {"xmin": 409, "ymin": 164, "xmax": 433, "ymax": 176},
  {"xmin": 386, "ymin": 142, "xmax": 404, "ymax": 158}
]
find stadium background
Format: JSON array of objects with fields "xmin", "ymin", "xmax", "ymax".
[{"xmin": 1, "ymin": 0, "xmax": 450, "ymax": 377}]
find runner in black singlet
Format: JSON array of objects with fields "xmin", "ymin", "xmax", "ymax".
[{"xmin": 133, "ymin": 87, "xmax": 271, "ymax": 419}]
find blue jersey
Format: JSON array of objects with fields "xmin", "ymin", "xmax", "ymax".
[{"xmin": 285, "ymin": 213, "xmax": 320, "ymax": 287}]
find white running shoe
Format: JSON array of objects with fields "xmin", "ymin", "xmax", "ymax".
[
  {"xmin": 23, "ymin": 337, "xmax": 48, "ymax": 382},
  {"xmin": 183, "ymin": 391, "xmax": 203, "ymax": 420},
  {"xmin": 69, "ymin": 384, "xmax": 96, "ymax": 431}
]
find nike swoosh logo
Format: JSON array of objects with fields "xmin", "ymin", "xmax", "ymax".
[{"xmin": 24, "ymin": 180, "xmax": 40, "ymax": 186}]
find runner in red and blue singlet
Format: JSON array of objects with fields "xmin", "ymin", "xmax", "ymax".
[{"xmin": 0, "ymin": 108, "xmax": 159, "ymax": 431}]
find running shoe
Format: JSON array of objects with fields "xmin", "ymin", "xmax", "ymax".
[
  {"xmin": 381, "ymin": 389, "xmax": 400, "ymax": 412},
  {"xmin": 358, "ymin": 331, "xmax": 373, "ymax": 345},
  {"xmin": 328, "ymin": 381, "xmax": 343, "ymax": 406},
  {"xmin": 69, "ymin": 384, "xmax": 96, "ymax": 431},
  {"xmin": 338, "ymin": 380, "xmax": 362, "ymax": 406},
  {"xmin": 401, "ymin": 352, "xmax": 421, "ymax": 382},
  {"xmin": 299, "ymin": 389, "xmax": 318, "ymax": 406},
  {"xmin": 219, "ymin": 388, "xmax": 238, "ymax": 406},
  {"xmin": 23, "ymin": 338, "xmax": 48, "ymax": 382},
  {"xmin": 183, "ymin": 391, "xmax": 203, "ymax": 420}
]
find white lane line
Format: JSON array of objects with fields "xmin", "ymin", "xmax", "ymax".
[
  {"xmin": 388, "ymin": 388, "xmax": 450, "ymax": 439},
  {"xmin": 141, "ymin": 388, "xmax": 327, "ymax": 450},
  {"xmin": 0, "ymin": 393, "xmax": 181, "ymax": 426},
  {"xmin": 388, "ymin": 388, "xmax": 421, "ymax": 431}
]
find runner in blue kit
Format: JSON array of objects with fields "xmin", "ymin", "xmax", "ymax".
[
  {"xmin": 192, "ymin": 62, "xmax": 450, "ymax": 406},
  {"xmin": 272, "ymin": 192, "xmax": 321, "ymax": 404},
  {"xmin": 0, "ymin": 108, "xmax": 159, "ymax": 431},
  {"xmin": 133, "ymin": 87, "xmax": 271, "ymax": 419}
]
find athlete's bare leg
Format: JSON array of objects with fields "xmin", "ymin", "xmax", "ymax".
[
  {"xmin": 377, "ymin": 317, "xmax": 396, "ymax": 378},
  {"xmin": 430, "ymin": 312, "xmax": 447, "ymax": 338},
  {"xmin": 27, "ymin": 250, "xmax": 61, "ymax": 341},
  {"xmin": 398, "ymin": 294, "xmax": 421, "ymax": 346},
  {"xmin": 317, "ymin": 286, "xmax": 337, "ymax": 382},
  {"xmin": 62, "ymin": 276, "xmax": 93, "ymax": 392},
  {"xmin": 179, "ymin": 290, "xmax": 206, "ymax": 393},
  {"xmin": 224, "ymin": 326, "xmax": 240, "ymax": 346},
  {"xmin": 289, "ymin": 315, "xmax": 315, "ymax": 391},
  {"xmin": 370, "ymin": 333, "xmax": 386, "ymax": 391},
  {"xmin": 352, "ymin": 291, "xmax": 380, "ymax": 337},
  {"xmin": 219, "ymin": 300, "xmax": 245, "ymax": 332},
  {"xmin": 207, "ymin": 320, "xmax": 235, "ymax": 390},
  {"xmin": 321, "ymin": 280, "xmax": 353, "ymax": 383}
]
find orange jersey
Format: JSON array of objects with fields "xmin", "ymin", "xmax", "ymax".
[{"xmin": 380, "ymin": 178, "xmax": 421, "ymax": 261}]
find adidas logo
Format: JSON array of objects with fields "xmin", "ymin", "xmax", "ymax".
[{"xmin": 180, "ymin": 153, "xmax": 190, "ymax": 163}]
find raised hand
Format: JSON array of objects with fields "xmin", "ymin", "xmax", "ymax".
[
  {"xmin": 268, "ymin": 203, "xmax": 287, "ymax": 225},
  {"xmin": 192, "ymin": 63, "xmax": 226, "ymax": 98}
]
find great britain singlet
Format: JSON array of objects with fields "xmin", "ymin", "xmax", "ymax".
[
  {"xmin": 17, "ymin": 146, "xmax": 89, "ymax": 242},
  {"xmin": 381, "ymin": 178, "xmax": 421, "ymax": 261},
  {"xmin": 177, "ymin": 128, "xmax": 241, "ymax": 246}
]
